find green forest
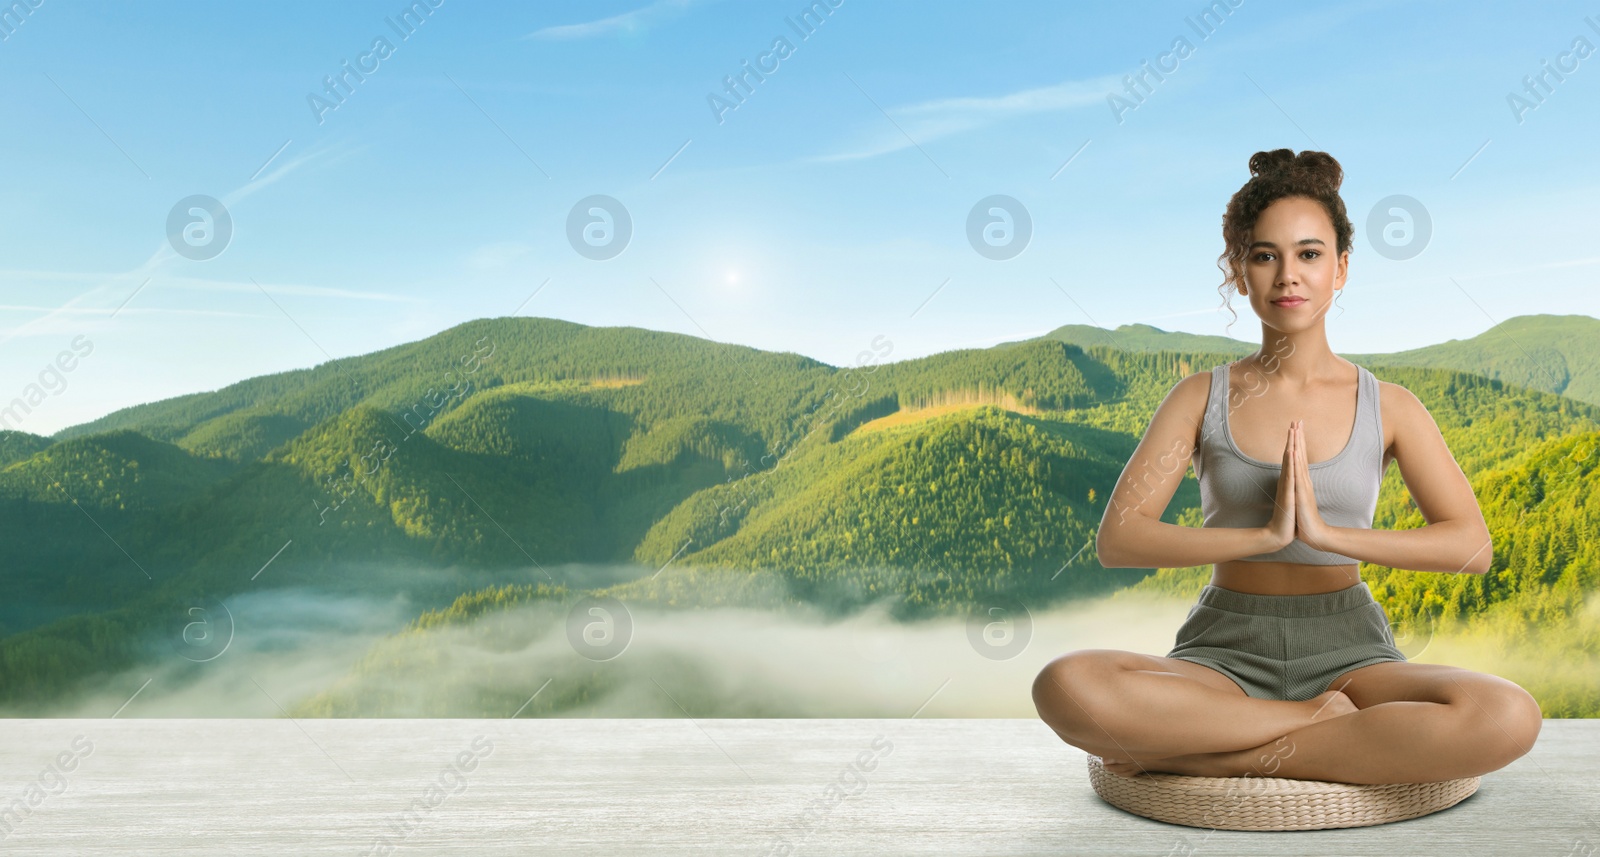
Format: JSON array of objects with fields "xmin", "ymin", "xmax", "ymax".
[{"xmin": 2, "ymin": 314, "xmax": 1597, "ymax": 716}]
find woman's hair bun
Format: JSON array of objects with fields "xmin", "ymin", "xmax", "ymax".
[
  {"xmin": 1247, "ymin": 148, "xmax": 1342, "ymax": 193},
  {"xmin": 1247, "ymin": 148, "xmax": 1297, "ymax": 177}
]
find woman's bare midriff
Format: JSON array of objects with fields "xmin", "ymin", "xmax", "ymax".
[{"xmin": 1210, "ymin": 559, "xmax": 1362, "ymax": 595}]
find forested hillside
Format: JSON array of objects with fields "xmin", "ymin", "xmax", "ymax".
[
  {"xmin": 2, "ymin": 314, "xmax": 1598, "ymax": 715},
  {"xmin": 1023, "ymin": 314, "xmax": 1600, "ymax": 405}
]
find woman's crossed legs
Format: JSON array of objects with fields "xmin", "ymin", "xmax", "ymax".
[{"xmin": 1032, "ymin": 649, "xmax": 1542, "ymax": 784}]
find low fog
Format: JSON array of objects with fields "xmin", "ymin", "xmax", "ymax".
[{"xmin": 25, "ymin": 567, "xmax": 1598, "ymax": 719}]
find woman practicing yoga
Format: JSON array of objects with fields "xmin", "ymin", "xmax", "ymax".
[{"xmin": 1032, "ymin": 149, "xmax": 1542, "ymax": 785}]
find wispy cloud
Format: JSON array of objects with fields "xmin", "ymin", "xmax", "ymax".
[
  {"xmin": 523, "ymin": 0, "xmax": 708, "ymax": 41},
  {"xmin": 0, "ymin": 252, "xmax": 167, "ymax": 348},
  {"xmin": 0, "ymin": 272, "xmax": 421, "ymax": 341},
  {"xmin": 161, "ymin": 275, "xmax": 424, "ymax": 304},
  {"xmin": 0, "ymin": 304, "xmax": 264, "ymax": 318},
  {"xmin": 811, "ymin": 74, "xmax": 1121, "ymax": 163},
  {"xmin": 0, "ymin": 142, "xmax": 353, "ymax": 347},
  {"xmin": 0, "ymin": 302, "xmax": 268, "ymax": 340},
  {"xmin": 222, "ymin": 140, "xmax": 362, "ymax": 210}
]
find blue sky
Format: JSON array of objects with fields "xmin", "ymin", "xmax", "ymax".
[{"xmin": 2, "ymin": 0, "xmax": 1598, "ymax": 435}]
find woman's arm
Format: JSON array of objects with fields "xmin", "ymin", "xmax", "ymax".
[
  {"xmin": 1100, "ymin": 506, "xmax": 1283, "ymax": 569},
  {"xmin": 1316, "ymin": 383, "xmax": 1492, "ymax": 574},
  {"xmin": 1096, "ymin": 372, "xmax": 1283, "ymax": 569}
]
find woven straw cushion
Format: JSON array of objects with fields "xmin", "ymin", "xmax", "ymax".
[{"xmin": 1087, "ymin": 755, "xmax": 1480, "ymax": 830}]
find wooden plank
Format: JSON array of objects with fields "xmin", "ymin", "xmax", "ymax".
[{"xmin": 0, "ymin": 719, "xmax": 1593, "ymax": 854}]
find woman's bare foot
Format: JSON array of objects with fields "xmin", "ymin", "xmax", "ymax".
[
  {"xmin": 1098, "ymin": 690, "xmax": 1356, "ymax": 778},
  {"xmin": 1100, "ymin": 748, "xmax": 1249, "ymax": 777}
]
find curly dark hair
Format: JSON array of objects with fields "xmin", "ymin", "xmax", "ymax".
[{"xmin": 1216, "ymin": 149, "xmax": 1353, "ymax": 332}]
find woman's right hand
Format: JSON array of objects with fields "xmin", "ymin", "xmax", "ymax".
[{"xmin": 1263, "ymin": 421, "xmax": 1298, "ymax": 550}]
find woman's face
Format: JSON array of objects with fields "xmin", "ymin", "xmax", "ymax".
[{"xmin": 1239, "ymin": 195, "xmax": 1348, "ymax": 330}]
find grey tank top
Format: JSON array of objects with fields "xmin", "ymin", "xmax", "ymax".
[{"xmin": 1194, "ymin": 361, "xmax": 1384, "ymax": 564}]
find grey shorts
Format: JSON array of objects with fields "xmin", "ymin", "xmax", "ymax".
[{"xmin": 1166, "ymin": 581, "xmax": 1407, "ymax": 702}]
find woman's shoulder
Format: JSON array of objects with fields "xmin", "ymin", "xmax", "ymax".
[
  {"xmin": 1170, "ymin": 367, "xmax": 1217, "ymax": 401},
  {"xmin": 1156, "ymin": 370, "xmax": 1219, "ymax": 447},
  {"xmin": 1168, "ymin": 365, "xmax": 1231, "ymax": 411},
  {"xmin": 1372, "ymin": 374, "xmax": 1430, "ymax": 458},
  {"xmin": 1372, "ymin": 373, "xmax": 1422, "ymax": 413}
]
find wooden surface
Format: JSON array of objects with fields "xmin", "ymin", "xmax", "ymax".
[{"xmin": 0, "ymin": 718, "xmax": 1594, "ymax": 855}]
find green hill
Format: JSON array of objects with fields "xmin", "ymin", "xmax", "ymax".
[
  {"xmin": 1351, "ymin": 314, "xmax": 1600, "ymax": 406},
  {"xmin": 0, "ymin": 429, "xmax": 235, "ymax": 510},
  {"xmin": 1008, "ymin": 314, "xmax": 1600, "ymax": 406},
  {"xmin": 1003, "ymin": 322, "xmax": 1258, "ymax": 356},
  {"xmin": 626, "ymin": 406, "xmax": 1142, "ymax": 615},
  {"xmin": 290, "ymin": 348, "xmax": 1600, "ymax": 717},
  {"xmin": 175, "ymin": 409, "xmax": 310, "ymax": 462},
  {"xmin": 0, "ymin": 431, "xmax": 54, "ymax": 468},
  {"xmin": 3, "ymin": 314, "xmax": 1599, "ymax": 714}
]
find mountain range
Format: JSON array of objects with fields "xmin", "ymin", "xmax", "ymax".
[{"xmin": 1, "ymin": 313, "xmax": 1596, "ymax": 715}]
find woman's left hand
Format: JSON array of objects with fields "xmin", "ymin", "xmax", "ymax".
[{"xmin": 1292, "ymin": 420, "xmax": 1336, "ymax": 552}]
